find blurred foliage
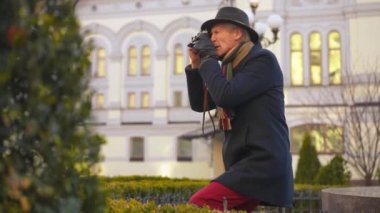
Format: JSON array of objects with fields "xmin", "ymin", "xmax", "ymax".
[
  {"xmin": 101, "ymin": 175, "xmax": 209, "ymax": 198},
  {"xmin": 295, "ymin": 133, "xmax": 321, "ymax": 184},
  {"xmin": 105, "ymin": 199, "xmax": 217, "ymax": 213},
  {"xmin": 314, "ymin": 155, "xmax": 351, "ymax": 185},
  {"xmin": 0, "ymin": 0, "xmax": 105, "ymax": 212},
  {"xmin": 102, "ymin": 176, "xmax": 340, "ymax": 212}
]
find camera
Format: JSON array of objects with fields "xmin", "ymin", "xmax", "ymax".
[{"xmin": 187, "ymin": 30, "xmax": 209, "ymax": 48}]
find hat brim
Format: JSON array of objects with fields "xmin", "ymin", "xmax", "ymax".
[{"xmin": 201, "ymin": 19, "xmax": 259, "ymax": 43}]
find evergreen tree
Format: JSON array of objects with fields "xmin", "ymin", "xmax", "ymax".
[
  {"xmin": 0, "ymin": 0, "xmax": 105, "ymax": 212},
  {"xmin": 314, "ymin": 155, "xmax": 351, "ymax": 185},
  {"xmin": 295, "ymin": 133, "xmax": 321, "ymax": 184}
]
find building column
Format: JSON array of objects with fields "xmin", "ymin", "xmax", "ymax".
[
  {"xmin": 107, "ymin": 53, "xmax": 122, "ymax": 125},
  {"xmin": 153, "ymin": 50, "xmax": 169, "ymax": 125}
]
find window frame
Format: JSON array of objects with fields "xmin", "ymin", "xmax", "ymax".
[
  {"xmin": 130, "ymin": 137, "xmax": 144, "ymax": 162},
  {"xmin": 290, "ymin": 32, "xmax": 304, "ymax": 86},
  {"xmin": 177, "ymin": 138, "xmax": 193, "ymax": 162},
  {"xmin": 309, "ymin": 31, "xmax": 322, "ymax": 86},
  {"xmin": 290, "ymin": 124, "xmax": 344, "ymax": 155},
  {"xmin": 328, "ymin": 31, "xmax": 342, "ymax": 85}
]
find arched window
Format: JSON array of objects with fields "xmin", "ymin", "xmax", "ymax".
[
  {"xmin": 130, "ymin": 137, "xmax": 144, "ymax": 161},
  {"xmin": 141, "ymin": 45, "xmax": 151, "ymax": 76},
  {"xmin": 309, "ymin": 32, "xmax": 322, "ymax": 85},
  {"xmin": 290, "ymin": 33, "xmax": 304, "ymax": 86},
  {"xmin": 128, "ymin": 46, "xmax": 137, "ymax": 76},
  {"xmin": 328, "ymin": 31, "xmax": 342, "ymax": 85},
  {"xmin": 290, "ymin": 124, "xmax": 343, "ymax": 154},
  {"xmin": 174, "ymin": 43, "xmax": 184, "ymax": 75},
  {"xmin": 96, "ymin": 48, "xmax": 106, "ymax": 77}
]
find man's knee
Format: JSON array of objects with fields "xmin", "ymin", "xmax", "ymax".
[{"xmin": 188, "ymin": 191, "xmax": 207, "ymax": 206}]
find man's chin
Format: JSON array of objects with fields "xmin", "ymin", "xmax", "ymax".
[{"xmin": 218, "ymin": 53, "xmax": 226, "ymax": 60}]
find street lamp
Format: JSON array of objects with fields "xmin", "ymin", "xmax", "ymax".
[
  {"xmin": 247, "ymin": 0, "xmax": 283, "ymax": 47},
  {"xmin": 219, "ymin": 0, "xmax": 283, "ymax": 47}
]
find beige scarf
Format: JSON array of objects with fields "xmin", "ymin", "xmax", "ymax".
[
  {"xmin": 201, "ymin": 41, "xmax": 254, "ymax": 135},
  {"xmin": 217, "ymin": 41, "xmax": 254, "ymax": 131}
]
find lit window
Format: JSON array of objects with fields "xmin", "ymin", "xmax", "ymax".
[
  {"xmin": 96, "ymin": 48, "xmax": 106, "ymax": 77},
  {"xmin": 128, "ymin": 46, "xmax": 137, "ymax": 76},
  {"xmin": 174, "ymin": 44, "xmax": 184, "ymax": 75},
  {"xmin": 130, "ymin": 137, "xmax": 144, "ymax": 161},
  {"xmin": 173, "ymin": 91, "xmax": 182, "ymax": 107},
  {"xmin": 290, "ymin": 124, "xmax": 343, "ymax": 154},
  {"xmin": 128, "ymin": 92, "xmax": 136, "ymax": 109},
  {"xmin": 328, "ymin": 31, "xmax": 342, "ymax": 85},
  {"xmin": 95, "ymin": 93, "xmax": 105, "ymax": 109},
  {"xmin": 290, "ymin": 33, "xmax": 304, "ymax": 86},
  {"xmin": 309, "ymin": 32, "xmax": 322, "ymax": 85},
  {"xmin": 141, "ymin": 92, "xmax": 149, "ymax": 108},
  {"xmin": 177, "ymin": 138, "xmax": 192, "ymax": 161},
  {"xmin": 141, "ymin": 45, "xmax": 150, "ymax": 76}
]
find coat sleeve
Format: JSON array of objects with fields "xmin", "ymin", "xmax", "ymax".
[
  {"xmin": 185, "ymin": 65, "xmax": 216, "ymax": 112},
  {"xmin": 198, "ymin": 50, "xmax": 281, "ymax": 109}
]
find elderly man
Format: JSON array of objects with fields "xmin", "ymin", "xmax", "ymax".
[{"xmin": 185, "ymin": 7, "xmax": 293, "ymax": 212}]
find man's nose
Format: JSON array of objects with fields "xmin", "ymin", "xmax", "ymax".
[{"xmin": 210, "ymin": 35, "xmax": 216, "ymax": 43}]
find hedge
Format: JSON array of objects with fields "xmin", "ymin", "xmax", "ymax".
[{"xmin": 101, "ymin": 176, "xmax": 345, "ymax": 212}]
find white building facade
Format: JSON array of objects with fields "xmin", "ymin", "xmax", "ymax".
[{"xmin": 76, "ymin": 0, "xmax": 380, "ymax": 180}]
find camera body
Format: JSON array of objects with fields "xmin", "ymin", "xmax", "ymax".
[{"xmin": 187, "ymin": 30, "xmax": 209, "ymax": 48}]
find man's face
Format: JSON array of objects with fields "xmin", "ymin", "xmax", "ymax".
[{"xmin": 210, "ymin": 23, "xmax": 241, "ymax": 57}]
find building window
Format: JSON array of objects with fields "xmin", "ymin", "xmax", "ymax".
[
  {"xmin": 309, "ymin": 32, "xmax": 322, "ymax": 85},
  {"xmin": 290, "ymin": 124, "xmax": 343, "ymax": 154},
  {"xmin": 141, "ymin": 45, "xmax": 151, "ymax": 76},
  {"xmin": 128, "ymin": 92, "xmax": 136, "ymax": 109},
  {"xmin": 141, "ymin": 92, "xmax": 149, "ymax": 108},
  {"xmin": 128, "ymin": 46, "xmax": 137, "ymax": 76},
  {"xmin": 290, "ymin": 33, "xmax": 304, "ymax": 86},
  {"xmin": 174, "ymin": 43, "xmax": 184, "ymax": 75},
  {"xmin": 130, "ymin": 137, "xmax": 144, "ymax": 161},
  {"xmin": 328, "ymin": 31, "xmax": 342, "ymax": 85},
  {"xmin": 96, "ymin": 48, "xmax": 106, "ymax": 78},
  {"xmin": 177, "ymin": 138, "xmax": 192, "ymax": 161},
  {"xmin": 94, "ymin": 93, "xmax": 105, "ymax": 109},
  {"xmin": 173, "ymin": 91, "xmax": 182, "ymax": 107}
]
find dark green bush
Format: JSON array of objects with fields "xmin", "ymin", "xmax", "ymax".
[
  {"xmin": 314, "ymin": 155, "xmax": 351, "ymax": 185},
  {"xmin": 102, "ymin": 176, "xmax": 209, "ymax": 200},
  {"xmin": 102, "ymin": 176, "xmax": 329, "ymax": 212},
  {"xmin": 295, "ymin": 133, "xmax": 321, "ymax": 184},
  {"xmin": 106, "ymin": 199, "xmax": 215, "ymax": 213},
  {"xmin": 0, "ymin": 0, "xmax": 105, "ymax": 212}
]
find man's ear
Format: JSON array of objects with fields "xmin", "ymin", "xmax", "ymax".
[{"xmin": 233, "ymin": 28, "xmax": 244, "ymax": 41}]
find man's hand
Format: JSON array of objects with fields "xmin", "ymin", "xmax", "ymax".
[
  {"xmin": 192, "ymin": 32, "xmax": 217, "ymax": 60},
  {"xmin": 188, "ymin": 48, "xmax": 201, "ymax": 69}
]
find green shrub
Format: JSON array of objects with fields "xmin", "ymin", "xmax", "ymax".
[
  {"xmin": 105, "ymin": 198, "xmax": 246, "ymax": 213},
  {"xmin": 314, "ymin": 155, "xmax": 351, "ymax": 185},
  {"xmin": 0, "ymin": 0, "xmax": 105, "ymax": 212},
  {"xmin": 295, "ymin": 133, "xmax": 321, "ymax": 184},
  {"xmin": 103, "ymin": 176, "xmax": 330, "ymax": 212},
  {"xmin": 102, "ymin": 176, "xmax": 209, "ymax": 200}
]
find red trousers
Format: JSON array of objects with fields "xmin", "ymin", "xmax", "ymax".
[{"xmin": 188, "ymin": 181, "xmax": 260, "ymax": 212}]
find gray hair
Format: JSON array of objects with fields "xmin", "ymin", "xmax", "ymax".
[{"xmin": 223, "ymin": 23, "xmax": 250, "ymax": 42}]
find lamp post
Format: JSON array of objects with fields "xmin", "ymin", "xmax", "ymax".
[
  {"xmin": 221, "ymin": 0, "xmax": 283, "ymax": 47},
  {"xmin": 247, "ymin": 0, "xmax": 283, "ymax": 47},
  {"xmin": 219, "ymin": 0, "xmax": 236, "ymax": 7}
]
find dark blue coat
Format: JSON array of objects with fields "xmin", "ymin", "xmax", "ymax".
[{"xmin": 185, "ymin": 44, "xmax": 293, "ymax": 207}]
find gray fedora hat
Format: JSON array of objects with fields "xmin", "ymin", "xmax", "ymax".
[{"xmin": 201, "ymin": 7, "xmax": 259, "ymax": 43}]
